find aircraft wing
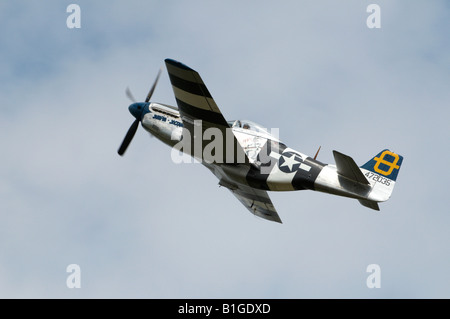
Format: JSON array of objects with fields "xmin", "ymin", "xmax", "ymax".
[
  {"xmin": 165, "ymin": 59, "xmax": 249, "ymax": 164},
  {"xmin": 166, "ymin": 59, "xmax": 280, "ymax": 223},
  {"xmin": 223, "ymin": 183, "xmax": 282, "ymax": 223}
]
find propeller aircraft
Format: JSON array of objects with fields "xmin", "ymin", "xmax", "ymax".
[{"xmin": 118, "ymin": 59, "xmax": 403, "ymax": 223}]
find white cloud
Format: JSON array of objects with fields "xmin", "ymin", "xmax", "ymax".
[{"xmin": 0, "ymin": 0, "xmax": 449, "ymax": 298}]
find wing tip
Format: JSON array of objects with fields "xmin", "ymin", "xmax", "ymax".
[
  {"xmin": 165, "ymin": 58, "xmax": 195, "ymax": 72},
  {"xmin": 258, "ymin": 210, "xmax": 283, "ymax": 224}
]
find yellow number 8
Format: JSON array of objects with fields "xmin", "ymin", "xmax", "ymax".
[{"xmin": 374, "ymin": 150, "xmax": 400, "ymax": 176}]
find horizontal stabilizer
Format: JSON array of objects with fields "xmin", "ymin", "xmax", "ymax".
[
  {"xmin": 358, "ymin": 199, "xmax": 380, "ymax": 211},
  {"xmin": 333, "ymin": 150, "xmax": 370, "ymax": 185}
]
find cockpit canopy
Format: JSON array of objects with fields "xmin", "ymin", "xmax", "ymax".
[{"xmin": 227, "ymin": 120, "xmax": 271, "ymax": 133}]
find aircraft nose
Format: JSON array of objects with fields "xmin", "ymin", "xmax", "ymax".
[{"xmin": 128, "ymin": 103, "xmax": 144, "ymax": 120}]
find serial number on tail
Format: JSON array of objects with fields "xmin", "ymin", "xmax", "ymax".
[{"xmin": 365, "ymin": 171, "xmax": 391, "ymax": 186}]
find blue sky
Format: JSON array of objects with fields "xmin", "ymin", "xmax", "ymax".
[{"xmin": 0, "ymin": 0, "xmax": 449, "ymax": 298}]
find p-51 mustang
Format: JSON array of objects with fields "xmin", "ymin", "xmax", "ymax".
[{"xmin": 118, "ymin": 59, "xmax": 403, "ymax": 223}]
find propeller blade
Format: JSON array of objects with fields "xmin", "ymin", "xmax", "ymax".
[
  {"xmin": 117, "ymin": 119, "xmax": 140, "ymax": 156},
  {"xmin": 125, "ymin": 87, "xmax": 137, "ymax": 103},
  {"xmin": 145, "ymin": 67, "xmax": 162, "ymax": 103}
]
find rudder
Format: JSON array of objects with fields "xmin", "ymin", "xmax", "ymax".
[{"xmin": 360, "ymin": 149, "xmax": 403, "ymax": 202}]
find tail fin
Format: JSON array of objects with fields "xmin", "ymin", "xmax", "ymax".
[{"xmin": 360, "ymin": 149, "xmax": 404, "ymax": 202}]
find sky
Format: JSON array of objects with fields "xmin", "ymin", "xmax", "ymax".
[{"xmin": 0, "ymin": 0, "xmax": 449, "ymax": 298}]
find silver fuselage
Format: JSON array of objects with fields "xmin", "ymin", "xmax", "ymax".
[{"xmin": 140, "ymin": 102, "xmax": 381, "ymax": 203}]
